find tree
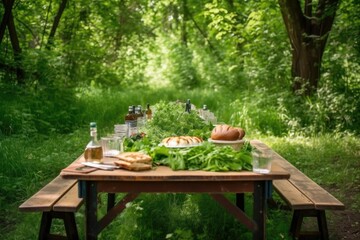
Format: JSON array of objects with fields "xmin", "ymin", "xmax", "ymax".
[
  {"xmin": 46, "ymin": 0, "xmax": 68, "ymax": 50},
  {"xmin": 278, "ymin": 0, "xmax": 340, "ymax": 96},
  {"xmin": 0, "ymin": 0, "xmax": 24, "ymax": 83}
]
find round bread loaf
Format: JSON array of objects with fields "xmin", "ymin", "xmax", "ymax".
[
  {"xmin": 234, "ymin": 127, "xmax": 246, "ymax": 140},
  {"xmin": 211, "ymin": 125, "xmax": 245, "ymax": 141}
]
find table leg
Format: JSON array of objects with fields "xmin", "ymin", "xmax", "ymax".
[
  {"xmin": 107, "ymin": 193, "xmax": 116, "ymax": 212},
  {"xmin": 236, "ymin": 193, "xmax": 245, "ymax": 212},
  {"xmin": 253, "ymin": 181, "xmax": 266, "ymax": 240},
  {"xmin": 85, "ymin": 181, "xmax": 99, "ymax": 240}
]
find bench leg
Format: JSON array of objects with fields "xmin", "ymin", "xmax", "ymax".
[
  {"xmin": 289, "ymin": 209, "xmax": 329, "ymax": 240},
  {"xmin": 317, "ymin": 210, "xmax": 329, "ymax": 240},
  {"xmin": 38, "ymin": 211, "xmax": 79, "ymax": 240},
  {"xmin": 289, "ymin": 209, "xmax": 303, "ymax": 238},
  {"xmin": 39, "ymin": 212, "xmax": 52, "ymax": 240},
  {"xmin": 62, "ymin": 212, "xmax": 80, "ymax": 240}
]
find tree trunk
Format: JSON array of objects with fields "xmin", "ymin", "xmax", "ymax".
[
  {"xmin": 0, "ymin": 0, "xmax": 14, "ymax": 44},
  {"xmin": 278, "ymin": 0, "xmax": 339, "ymax": 96},
  {"xmin": 46, "ymin": 0, "xmax": 68, "ymax": 49},
  {"xmin": 181, "ymin": 0, "xmax": 188, "ymax": 46},
  {"xmin": 1, "ymin": 0, "xmax": 24, "ymax": 83}
]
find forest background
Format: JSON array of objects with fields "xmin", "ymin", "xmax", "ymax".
[{"xmin": 0, "ymin": 0, "xmax": 359, "ymax": 239}]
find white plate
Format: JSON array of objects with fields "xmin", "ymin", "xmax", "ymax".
[{"xmin": 208, "ymin": 139, "xmax": 245, "ymax": 144}]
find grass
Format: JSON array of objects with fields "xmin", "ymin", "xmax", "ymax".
[
  {"xmin": 0, "ymin": 88, "xmax": 359, "ymax": 239},
  {"xmin": 1, "ymin": 133, "xmax": 358, "ymax": 239}
]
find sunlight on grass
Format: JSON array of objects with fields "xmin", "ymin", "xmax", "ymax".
[{"xmin": 1, "ymin": 88, "xmax": 359, "ymax": 240}]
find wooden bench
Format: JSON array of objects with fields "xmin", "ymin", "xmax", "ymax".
[
  {"xmin": 252, "ymin": 140, "xmax": 345, "ymax": 240},
  {"xmin": 19, "ymin": 175, "xmax": 83, "ymax": 240}
]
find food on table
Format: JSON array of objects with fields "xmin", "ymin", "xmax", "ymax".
[
  {"xmin": 114, "ymin": 160, "xmax": 152, "ymax": 171},
  {"xmin": 234, "ymin": 127, "xmax": 245, "ymax": 140},
  {"xmin": 114, "ymin": 152, "xmax": 152, "ymax": 171},
  {"xmin": 211, "ymin": 124, "xmax": 246, "ymax": 141},
  {"xmin": 114, "ymin": 152, "xmax": 152, "ymax": 163},
  {"xmin": 161, "ymin": 136, "xmax": 203, "ymax": 147}
]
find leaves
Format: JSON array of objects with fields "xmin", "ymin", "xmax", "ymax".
[
  {"xmin": 145, "ymin": 100, "xmax": 213, "ymax": 142},
  {"xmin": 126, "ymin": 137, "xmax": 253, "ymax": 172}
]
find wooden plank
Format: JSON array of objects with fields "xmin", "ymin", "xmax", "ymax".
[
  {"xmin": 97, "ymin": 180, "xmax": 255, "ymax": 193},
  {"xmin": 273, "ymin": 180, "xmax": 314, "ymax": 209},
  {"xmin": 273, "ymin": 155, "xmax": 344, "ymax": 210},
  {"xmin": 251, "ymin": 140, "xmax": 345, "ymax": 211},
  {"xmin": 19, "ymin": 176, "xmax": 77, "ymax": 212},
  {"xmin": 53, "ymin": 183, "xmax": 83, "ymax": 212},
  {"xmin": 61, "ymin": 158, "xmax": 290, "ymax": 182}
]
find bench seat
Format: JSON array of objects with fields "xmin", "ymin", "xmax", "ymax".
[
  {"xmin": 251, "ymin": 140, "xmax": 345, "ymax": 240},
  {"xmin": 19, "ymin": 175, "xmax": 83, "ymax": 240}
]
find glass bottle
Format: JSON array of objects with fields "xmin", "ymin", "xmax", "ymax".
[
  {"xmin": 84, "ymin": 122, "xmax": 103, "ymax": 163},
  {"xmin": 125, "ymin": 105, "xmax": 137, "ymax": 136},
  {"xmin": 201, "ymin": 104, "xmax": 209, "ymax": 121},
  {"xmin": 134, "ymin": 106, "xmax": 141, "ymax": 119},
  {"xmin": 145, "ymin": 103, "xmax": 152, "ymax": 120},
  {"xmin": 125, "ymin": 106, "xmax": 136, "ymax": 122},
  {"xmin": 138, "ymin": 105, "xmax": 144, "ymax": 118},
  {"xmin": 136, "ymin": 105, "xmax": 145, "ymax": 128},
  {"xmin": 185, "ymin": 99, "xmax": 191, "ymax": 113}
]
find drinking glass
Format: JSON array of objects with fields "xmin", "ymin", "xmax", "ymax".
[
  {"xmin": 252, "ymin": 149, "xmax": 273, "ymax": 174},
  {"xmin": 101, "ymin": 136, "xmax": 121, "ymax": 157}
]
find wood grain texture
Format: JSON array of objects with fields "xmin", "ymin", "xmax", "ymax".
[
  {"xmin": 61, "ymin": 155, "xmax": 289, "ymax": 182},
  {"xmin": 53, "ymin": 183, "xmax": 83, "ymax": 212},
  {"xmin": 19, "ymin": 176, "xmax": 77, "ymax": 212},
  {"xmin": 251, "ymin": 140, "xmax": 345, "ymax": 210},
  {"xmin": 273, "ymin": 180, "xmax": 313, "ymax": 209}
]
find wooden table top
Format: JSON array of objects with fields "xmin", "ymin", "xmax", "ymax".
[{"xmin": 60, "ymin": 140, "xmax": 289, "ymax": 182}]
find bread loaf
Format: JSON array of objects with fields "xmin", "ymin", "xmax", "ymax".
[
  {"xmin": 114, "ymin": 152, "xmax": 152, "ymax": 163},
  {"xmin": 161, "ymin": 136, "xmax": 203, "ymax": 147},
  {"xmin": 211, "ymin": 125, "xmax": 245, "ymax": 141},
  {"xmin": 114, "ymin": 160, "xmax": 152, "ymax": 171},
  {"xmin": 113, "ymin": 152, "xmax": 152, "ymax": 171},
  {"xmin": 234, "ymin": 127, "xmax": 246, "ymax": 140}
]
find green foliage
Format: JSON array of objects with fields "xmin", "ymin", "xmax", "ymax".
[
  {"xmin": 1, "ymin": 1, "xmax": 360, "ymax": 239},
  {"xmin": 158, "ymin": 142, "xmax": 253, "ymax": 172},
  {"xmin": 1, "ymin": 89, "xmax": 359, "ymax": 239},
  {"xmin": 228, "ymin": 88, "xmax": 288, "ymax": 136},
  {"xmin": 0, "ymin": 83, "xmax": 83, "ymax": 136},
  {"xmin": 275, "ymin": 83, "xmax": 359, "ymax": 136},
  {"xmin": 0, "ymin": 130, "xmax": 86, "ymax": 239},
  {"xmin": 166, "ymin": 42, "xmax": 200, "ymax": 89},
  {"xmin": 145, "ymin": 100, "xmax": 212, "ymax": 141}
]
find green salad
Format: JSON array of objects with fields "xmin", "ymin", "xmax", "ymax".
[{"xmin": 124, "ymin": 101, "xmax": 252, "ymax": 172}]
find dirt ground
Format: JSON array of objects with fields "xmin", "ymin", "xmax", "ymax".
[
  {"xmin": 330, "ymin": 209, "xmax": 360, "ymax": 240},
  {"xmin": 329, "ymin": 185, "xmax": 360, "ymax": 240}
]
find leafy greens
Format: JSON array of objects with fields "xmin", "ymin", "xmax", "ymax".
[{"xmin": 123, "ymin": 101, "xmax": 253, "ymax": 172}]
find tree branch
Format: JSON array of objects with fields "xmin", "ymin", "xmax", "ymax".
[{"xmin": 46, "ymin": 0, "xmax": 68, "ymax": 49}]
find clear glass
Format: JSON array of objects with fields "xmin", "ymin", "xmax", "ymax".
[
  {"xmin": 252, "ymin": 149, "xmax": 272, "ymax": 174},
  {"xmin": 101, "ymin": 136, "xmax": 122, "ymax": 157},
  {"xmin": 114, "ymin": 124, "xmax": 128, "ymax": 138}
]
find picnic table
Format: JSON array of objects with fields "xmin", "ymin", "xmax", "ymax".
[{"xmin": 60, "ymin": 141, "xmax": 290, "ymax": 240}]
